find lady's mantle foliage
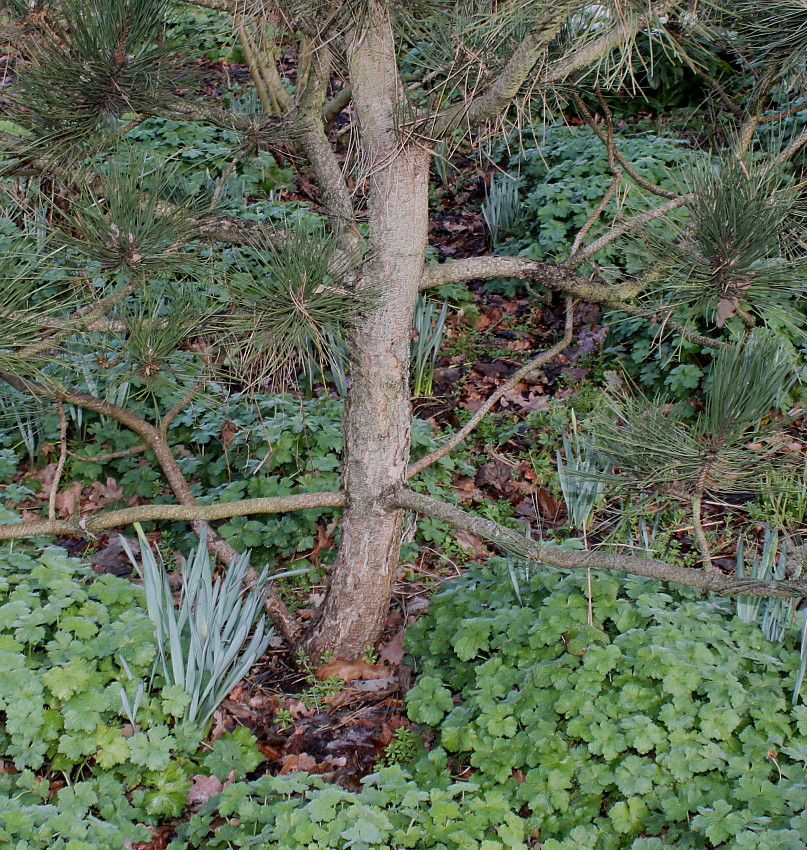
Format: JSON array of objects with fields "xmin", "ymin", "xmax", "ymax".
[{"xmin": 406, "ymin": 561, "xmax": 807, "ymax": 849}]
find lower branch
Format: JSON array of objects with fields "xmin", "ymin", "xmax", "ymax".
[
  {"xmin": 0, "ymin": 492, "xmax": 344, "ymax": 540},
  {"xmin": 610, "ymin": 303, "xmax": 729, "ymax": 350},
  {"xmin": 0, "ymin": 373, "xmax": 308, "ymax": 640},
  {"xmin": 392, "ymin": 489, "xmax": 807, "ymax": 599},
  {"xmin": 408, "ymin": 298, "xmax": 574, "ymax": 479}
]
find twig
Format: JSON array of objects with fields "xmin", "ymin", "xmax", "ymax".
[
  {"xmin": 67, "ymin": 445, "xmax": 147, "ymax": 463},
  {"xmin": 210, "ymin": 152, "xmax": 246, "ymax": 211},
  {"xmin": 572, "ymin": 91, "xmax": 680, "ymax": 201},
  {"xmin": 689, "ymin": 66, "xmax": 743, "ymax": 119},
  {"xmin": 407, "ymin": 298, "xmax": 574, "ymax": 479},
  {"xmin": 762, "ymin": 125, "xmax": 807, "ymax": 175},
  {"xmin": 160, "ymin": 381, "xmax": 204, "ymax": 436},
  {"xmin": 47, "ymin": 402, "xmax": 68, "ymax": 522},
  {"xmin": 609, "ymin": 302, "xmax": 729, "ymax": 350},
  {"xmin": 565, "ymin": 195, "xmax": 691, "ymax": 270},
  {"xmin": 235, "ymin": 14, "xmax": 272, "ymax": 114},
  {"xmin": 569, "ymin": 174, "xmax": 620, "ymax": 257}
]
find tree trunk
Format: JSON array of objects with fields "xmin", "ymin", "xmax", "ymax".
[
  {"xmin": 302, "ymin": 148, "xmax": 430, "ymax": 659},
  {"xmin": 302, "ymin": 8, "xmax": 430, "ymax": 659}
]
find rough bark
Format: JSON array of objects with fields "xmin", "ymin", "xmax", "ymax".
[{"xmin": 301, "ymin": 8, "xmax": 430, "ymax": 660}]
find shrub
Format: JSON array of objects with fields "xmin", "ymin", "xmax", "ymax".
[{"xmin": 405, "ymin": 561, "xmax": 807, "ymax": 849}]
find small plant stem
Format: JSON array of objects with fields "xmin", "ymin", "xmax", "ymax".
[
  {"xmin": 569, "ymin": 174, "xmax": 620, "ymax": 258},
  {"xmin": 210, "ymin": 152, "xmax": 246, "ymax": 211},
  {"xmin": 691, "ymin": 492, "xmax": 715, "ymax": 573},
  {"xmin": 160, "ymin": 381, "xmax": 204, "ymax": 436},
  {"xmin": 583, "ymin": 523, "xmax": 593, "ymax": 627},
  {"xmin": 48, "ymin": 402, "xmax": 68, "ymax": 521}
]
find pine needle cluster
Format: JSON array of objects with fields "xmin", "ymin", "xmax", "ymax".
[
  {"xmin": 216, "ymin": 225, "xmax": 371, "ymax": 391},
  {"xmin": 51, "ymin": 153, "xmax": 205, "ymax": 275},
  {"xmin": 0, "ymin": 250, "xmax": 72, "ymax": 378},
  {"xmin": 637, "ymin": 157, "xmax": 807, "ymax": 331},
  {"xmin": 591, "ymin": 331, "xmax": 798, "ymax": 502},
  {"xmin": 7, "ymin": 0, "xmax": 182, "ymax": 147}
]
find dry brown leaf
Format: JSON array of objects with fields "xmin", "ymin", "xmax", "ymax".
[
  {"xmin": 186, "ymin": 774, "xmax": 223, "ymax": 807},
  {"xmin": 285, "ymin": 698, "xmax": 315, "ymax": 720},
  {"xmin": 475, "ymin": 460, "xmax": 511, "ymax": 491},
  {"xmin": 86, "ymin": 477, "xmax": 124, "ymax": 507},
  {"xmin": 315, "ymin": 657, "xmax": 388, "ymax": 682},
  {"xmin": 535, "ymin": 488, "xmax": 563, "ymax": 521},
  {"xmin": 54, "ymin": 482, "xmax": 82, "ymax": 518},
  {"xmin": 455, "ymin": 530, "xmax": 488, "ymax": 558},
  {"xmin": 279, "ymin": 753, "xmax": 318, "ymax": 774},
  {"xmin": 379, "ymin": 629, "xmax": 405, "ymax": 667},
  {"xmin": 28, "ymin": 463, "xmax": 57, "ymax": 486}
]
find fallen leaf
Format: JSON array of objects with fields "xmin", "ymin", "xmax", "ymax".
[
  {"xmin": 279, "ymin": 753, "xmax": 318, "ymax": 774},
  {"xmin": 92, "ymin": 535, "xmax": 138, "ymax": 576},
  {"xmin": 186, "ymin": 774, "xmax": 223, "ymax": 807},
  {"xmin": 28, "ymin": 463, "xmax": 57, "ymax": 487},
  {"xmin": 316, "ymin": 657, "xmax": 388, "ymax": 682},
  {"xmin": 54, "ymin": 482, "xmax": 82, "ymax": 518},
  {"xmin": 285, "ymin": 698, "xmax": 315, "ymax": 720},
  {"xmin": 455, "ymin": 530, "xmax": 488, "ymax": 558},
  {"xmin": 220, "ymin": 420, "xmax": 238, "ymax": 446},
  {"xmin": 535, "ymin": 488, "xmax": 563, "ymax": 521},
  {"xmin": 379, "ymin": 629, "xmax": 405, "ymax": 666},
  {"xmin": 716, "ymin": 296, "xmax": 738, "ymax": 327},
  {"xmin": 475, "ymin": 460, "xmax": 512, "ymax": 491},
  {"xmin": 515, "ymin": 497, "xmax": 537, "ymax": 519}
]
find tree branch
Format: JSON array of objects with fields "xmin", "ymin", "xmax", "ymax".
[
  {"xmin": 408, "ymin": 298, "xmax": 574, "ymax": 479},
  {"xmin": 323, "ymin": 85, "xmax": 352, "ymax": 127},
  {"xmin": 196, "ymin": 214, "xmax": 287, "ymax": 247},
  {"xmin": 48, "ymin": 402, "xmax": 67, "ymax": 522},
  {"xmin": 568, "ymin": 174, "xmax": 620, "ymax": 257},
  {"xmin": 392, "ymin": 489, "xmax": 807, "ymax": 599},
  {"xmin": 763, "ymin": 124, "xmax": 807, "ymax": 175},
  {"xmin": 295, "ymin": 44, "xmax": 358, "ymax": 243},
  {"xmin": 572, "ymin": 91, "xmax": 680, "ymax": 201},
  {"xmin": 540, "ymin": 1, "xmax": 678, "ymax": 85},
  {"xmin": 68, "ymin": 445, "xmax": 147, "ymax": 463},
  {"xmin": 0, "ymin": 492, "xmax": 344, "ymax": 539},
  {"xmin": 0, "ymin": 131, "xmax": 290, "ymax": 249},
  {"xmin": 420, "ymin": 256, "xmax": 641, "ymax": 303},
  {"xmin": 178, "ymin": 0, "xmax": 233, "ymax": 11},
  {"xmin": 610, "ymin": 302, "xmax": 729, "ymax": 350},
  {"xmin": 18, "ymin": 276, "xmax": 143, "ymax": 359},
  {"xmin": 432, "ymin": 10, "xmax": 568, "ymax": 135},
  {"xmin": 564, "ymin": 195, "xmax": 690, "ymax": 269},
  {"xmin": 0, "ymin": 372, "xmax": 303, "ymax": 638}
]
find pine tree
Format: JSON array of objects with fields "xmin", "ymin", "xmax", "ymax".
[{"xmin": 1, "ymin": 0, "xmax": 806, "ymax": 659}]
